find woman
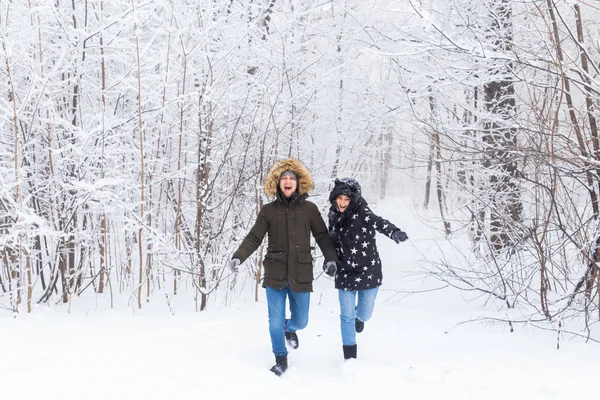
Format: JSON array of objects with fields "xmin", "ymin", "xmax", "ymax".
[{"xmin": 323, "ymin": 178, "xmax": 408, "ymax": 360}]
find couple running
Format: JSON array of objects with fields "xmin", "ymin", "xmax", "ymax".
[{"xmin": 228, "ymin": 159, "xmax": 408, "ymax": 376}]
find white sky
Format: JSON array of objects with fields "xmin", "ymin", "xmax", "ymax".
[{"xmin": 1, "ymin": 198, "xmax": 598, "ymax": 400}]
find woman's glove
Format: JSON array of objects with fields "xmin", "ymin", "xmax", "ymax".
[{"xmin": 391, "ymin": 230, "xmax": 408, "ymax": 243}]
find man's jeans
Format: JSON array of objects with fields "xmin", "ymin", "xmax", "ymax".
[
  {"xmin": 265, "ymin": 285, "xmax": 310, "ymax": 356},
  {"xmin": 338, "ymin": 287, "xmax": 379, "ymax": 346}
]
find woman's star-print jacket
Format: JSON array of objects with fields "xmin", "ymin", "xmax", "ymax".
[{"xmin": 328, "ymin": 198, "xmax": 399, "ymax": 291}]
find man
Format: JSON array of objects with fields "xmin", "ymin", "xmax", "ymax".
[{"xmin": 229, "ymin": 158, "xmax": 338, "ymax": 376}]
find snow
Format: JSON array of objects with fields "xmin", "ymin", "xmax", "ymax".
[{"xmin": 1, "ymin": 198, "xmax": 598, "ymax": 400}]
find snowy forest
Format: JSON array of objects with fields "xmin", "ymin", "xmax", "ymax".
[{"xmin": 1, "ymin": 0, "xmax": 600, "ymax": 335}]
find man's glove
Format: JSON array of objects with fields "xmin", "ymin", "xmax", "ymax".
[
  {"xmin": 229, "ymin": 258, "xmax": 241, "ymax": 273},
  {"xmin": 391, "ymin": 230, "xmax": 408, "ymax": 243},
  {"xmin": 322, "ymin": 261, "xmax": 337, "ymax": 277}
]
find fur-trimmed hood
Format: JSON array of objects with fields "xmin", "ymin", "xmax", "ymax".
[{"xmin": 264, "ymin": 159, "xmax": 314, "ymax": 198}]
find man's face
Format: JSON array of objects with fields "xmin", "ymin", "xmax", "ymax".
[
  {"xmin": 336, "ymin": 195, "xmax": 351, "ymax": 213},
  {"xmin": 279, "ymin": 175, "xmax": 298, "ymax": 198}
]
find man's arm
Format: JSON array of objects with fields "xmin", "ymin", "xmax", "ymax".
[
  {"xmin": 309, "ymin": 203, "xmax": 338, "ymax": 262},
  {"xmin": 232, "ymin": 206, "xmax": 269, "ymax": 263}
]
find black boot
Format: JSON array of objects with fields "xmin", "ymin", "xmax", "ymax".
[
  {"xmin": 343, "ymin": 344, "xmax": 357, "ymax": 360},
  {"xmin": 355, "ymin": 318, "xmax": 364, "ymax": 333},
  {"xmin": 285, "ymin": 331, "xmax": 299, "ymax": 349},
  {"xmin": 269, "ymin": 355, "xmax": 288, "ymax": 376}
]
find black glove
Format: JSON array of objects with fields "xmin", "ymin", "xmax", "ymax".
[
  {"xmin": 229, "ymin": 258, "xmax": 241, "ymax": 273},
  {"xmin": 391, "ymin": 230, "xmax": 408, "ymax": 243},
  {"xmin": 322, "ymin": 261, "xmax": 337, "ymax": 277}
]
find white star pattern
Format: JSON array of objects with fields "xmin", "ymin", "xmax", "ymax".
[{"xmin": 329, "ymin": 203, "xmax": 400, "ymax": 291}]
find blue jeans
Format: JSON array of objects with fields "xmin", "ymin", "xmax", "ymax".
[
  {"xmin": 338, "ymin": 287, "xmax": 379, "ymax": 346},
  {"xmin": 265, "ymin": 285, "xmax": 310, "ymax": 356}
]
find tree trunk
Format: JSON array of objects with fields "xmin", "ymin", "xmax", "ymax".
[
  {"xmin": 482, "ymin": 0, "xmax": 521, "ymax": 251},
  {"xmin": 132, "ymin": 0, "xmax": 146, "ymax": 309}
]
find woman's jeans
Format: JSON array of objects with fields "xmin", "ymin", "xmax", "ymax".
[
  {"xmin": 265, "ymin": 285, "xmax": 310, "ymax": 356},
  {"xmin": 338, "ymin": 287, "xmax": 379, "ymax": 346}
]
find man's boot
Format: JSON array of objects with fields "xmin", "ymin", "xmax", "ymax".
[
  {"xmin": 285, "ymin": 331, "xmax": 299, "ymax": 349},
  {"xmin": 269, "ymin": 355, "xmax": 288, "ymax": 376},
  {"xmin": 343, "ymin": 344, "xmax": 357, "ymax": 360}
]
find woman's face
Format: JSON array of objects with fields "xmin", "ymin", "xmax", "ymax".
[{"xmin": 336, "ymin": 195, "xmax": 351, "ymax": 213}]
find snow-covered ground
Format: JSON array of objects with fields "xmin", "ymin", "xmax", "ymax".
[{"xmin": 1, "ymin": 198, "xmax": 598, "ymax": 399}]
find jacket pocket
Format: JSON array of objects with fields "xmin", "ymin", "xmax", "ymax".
[
  {"xmin": 297, "ymin": 253, "xmax": 313, "ymax": 263},
  {"xmin": 265, "ymin": 251, "xmax": 286, "ymax": 260},
  {"xmin": 264, "ymin": 251, "xmax": 287, "ymax": 281},
  {"xmin": 296, "ymin": 253, "xmax": 314, "ymax": 283}
]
